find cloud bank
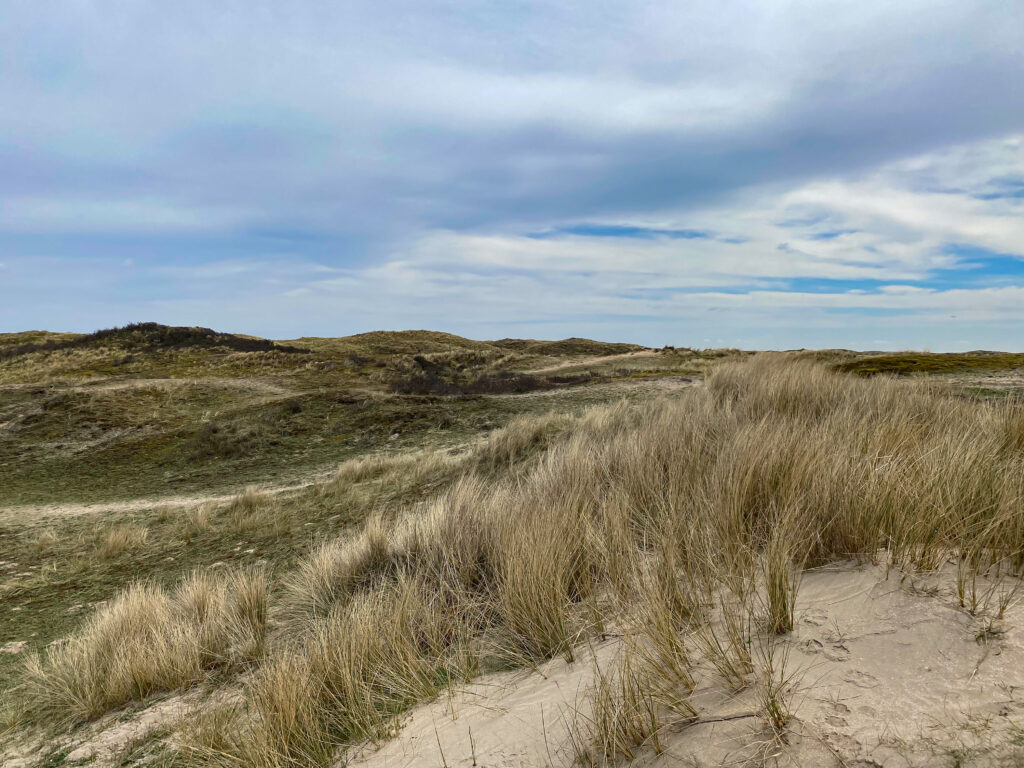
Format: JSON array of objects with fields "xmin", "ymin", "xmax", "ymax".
[{"xmin": 1, "ymin": 1, "xmax": 1022, "ymax": 347}]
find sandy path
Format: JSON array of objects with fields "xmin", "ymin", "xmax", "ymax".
[
  {"xmin": 523, "ymin": 349, "xmax": 660, "ymax": 375},
  {"xmin": 0, "ymin": 476, "xmax": 324, "ymax": 526},
  {"xmin": 0, "ymin": 375, "xmax": 295, "ymax": 397}
]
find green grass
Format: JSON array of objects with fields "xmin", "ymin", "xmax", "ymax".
[
  {"xmin": 286, "ymin": 329, "xmax": 496, "ymax": 357},
  {"xmin": 491, "ymin": 337, "xmax": 644, "ymax": 356}
]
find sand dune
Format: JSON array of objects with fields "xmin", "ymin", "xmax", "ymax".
[{"xmin": 346, "ymin": 563, "xmax": 1024, "ymax": 768}]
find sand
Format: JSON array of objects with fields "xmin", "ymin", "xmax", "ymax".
[{"xmin": 344, "ymin": 563, "xmax": 1024, "ymax": 768}]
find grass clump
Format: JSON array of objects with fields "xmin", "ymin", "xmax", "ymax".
[
  {"xmin": 31, "ymin": 528, "xmax": 61, "ymax": 554},
  {"xmin": 569, "ymin": 652, "xmax": 664, "ymax": 767},
  {"xmin": 94, "ymin": 523, "xmax": 149, "ymax": 559},
  {"xmin": 762, "ymin": 527, "xmax": 800, "ymax": 635},
  {"xmin": 185, "ymin": 576, "xmax": 477, "ymax": 768},
  {"xmin": 18, "ymin": 566, "xmax": 268, "ymax": 723},
  {"xmin": 474, "ymin": 411, "xmax": 576, "ymax": 472},
  {"xmin": 756, "ymin": 640, "xmax": 795, "ymax": 738}
]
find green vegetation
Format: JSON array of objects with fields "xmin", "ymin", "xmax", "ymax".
[
  {"xmin": 836, "ymin": 351, "xmax": 1024, "ymax": 377},
  {"xmin": 0, "ymin": 322, "xmax": 308, "ymax": 362},
  {"xmin": 490, "ymin": 337, "xmax": 643, "ymax": 356},
  {"xmin": 0, "ymin": 325, "xmax": 714, "ymax": 505}
]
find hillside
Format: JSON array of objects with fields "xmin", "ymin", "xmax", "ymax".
[
  {"xmin": 0, "ymin": 324, "xmax": 709, "ymax": 506},
  {"xmin": 0, "ymin": 323, "xmax": 308, "ymax": 361},
  {"xmin": 0, "ymin": 331, "xmax": 84, "ymax": 350}
]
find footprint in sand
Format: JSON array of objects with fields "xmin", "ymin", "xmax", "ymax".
[
  {"xmin": 801, "ymin": 637, "xmax": 851, "ymax": 662},
  {"xmin": 822, "ymin": 642, "xmax": 851, "ymax": 662},
  {"xmin": 802, "ymin": 608, "xmax": 829, "ymax": 626},
  {"xmin": 825, "ymin": 731, "xmax": 861, "ymax": 755},
  {"xmin": 827, "ymin": 701, "xmax": 851, "ymax": 715},
  {"xmin": 843, "ymin": 670, "xmax": 880, "ymax": 688}
]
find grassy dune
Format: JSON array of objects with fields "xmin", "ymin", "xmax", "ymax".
[
  {"xmin": 6, "ymin": 352, "xmax": 1024, "ymax": 766},
  {"xmin": 0, "ymin": 324, "xmax": 710, "ymax": 505},
  {"xmin": 836, "ymin": 351, "xmax": 1024, "ymax": 377}
]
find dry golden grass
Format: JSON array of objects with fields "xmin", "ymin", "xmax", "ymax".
[
  {"xmin": 473, "ymin": 410, "xmax": 576, "ymax": 472},
  {"xmin": 568, "ymin": 651, "xmax": 664, "ymax": 767},
  {"xmin": 30, "ymin": 528, "xmax": 60, "ymax": 554},
  {"xmin": 327, "ymin": 449, "xmax": 461, "ymax": 498},
  {"xmin": 219, "ymin": 486, "xmax": 297, "ymax": 536},
  {"xmin": 186, "ymin": 575, "xmax": 478, "ymax": 768},
  {"xmin": 18, "ymin": 354, "xmax": 1024, "ymax": 766},
  {"xmin": 94, "ymin": 523, "xmax": 149, "ymax": 559},
  {"xmin": 19, "ymin": 566, "xmax": 268, "ymax": 723},
  {"xmin": 184, "ymin": 503, "xmax": 215, "ymax": 534}
]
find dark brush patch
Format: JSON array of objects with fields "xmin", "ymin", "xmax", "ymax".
[{"xmin": 0, "ymin": 322, "xmax": 309, "ymax": 361}]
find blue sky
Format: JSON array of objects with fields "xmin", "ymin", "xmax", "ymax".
[{"xmin": 1, "ymin": 1, "xmax": 1023, "ymax": 349}]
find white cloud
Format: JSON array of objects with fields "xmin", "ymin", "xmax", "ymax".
[
  {"xmin": 208, "ymin": 133, "xmax": 1022, "ymax": 348},
  {"xmin": 302, "ymin": 133, "xmax": 1024, "ymax": 299}
]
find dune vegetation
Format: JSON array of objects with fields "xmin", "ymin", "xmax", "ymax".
[{"xmin": 6, "ymin": 350, "xmax": 1024, "ymax": 766}]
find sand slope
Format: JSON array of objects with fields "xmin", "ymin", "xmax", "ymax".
[{"xmin": 346, "ymin": 564, "xmax": 1024, "ymax": 768}]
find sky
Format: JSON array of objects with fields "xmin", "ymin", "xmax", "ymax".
[{"xmin": 1, "ymin": 1, "xmax": 1023, "ymax": 349}]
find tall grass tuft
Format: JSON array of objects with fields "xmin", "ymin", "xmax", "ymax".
[
  {"xmin": 19, "ymin": 566, "xmax": 268, "ymax": 723},
  {"xmin": 569, "ymin": 651, "xmax": 664, "ymax": 767},
  {"xmin": 94, "ymin": 523, "xmax": 149, "ymax": 559}
]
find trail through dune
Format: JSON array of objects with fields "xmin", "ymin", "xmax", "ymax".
[{"xmin": 0, "ymin": 477, "xmax": 319, "ymax": 525}]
